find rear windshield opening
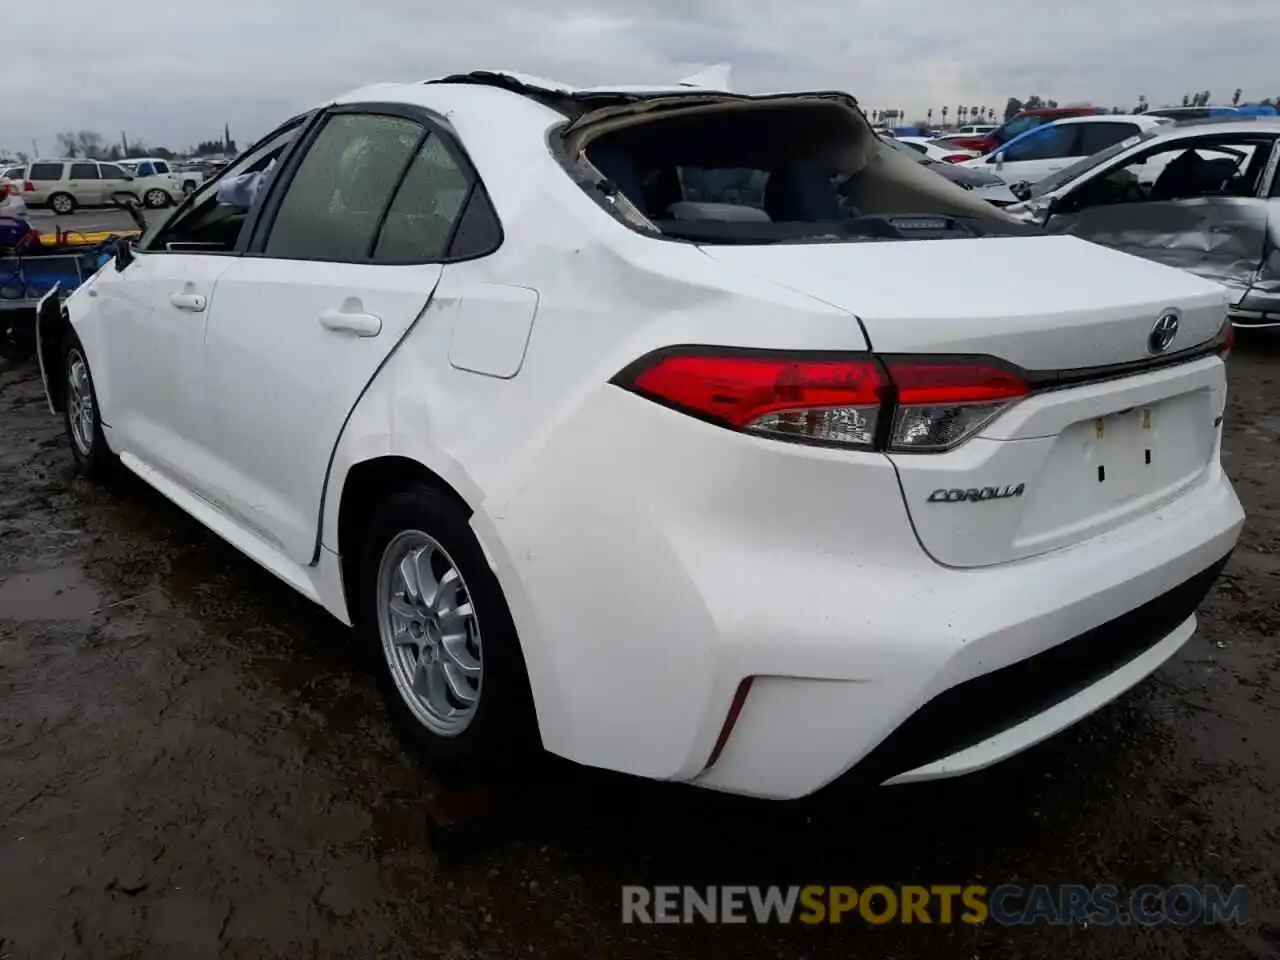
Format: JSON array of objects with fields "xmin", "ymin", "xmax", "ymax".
[{"xmin": 576, "ymin": 99, "xmax": 1025, "ymax": 244}]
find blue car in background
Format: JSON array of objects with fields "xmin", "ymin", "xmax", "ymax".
[{"xmin": 1147, "ymin": 104, "xmax": 1278, "ymax": 121}]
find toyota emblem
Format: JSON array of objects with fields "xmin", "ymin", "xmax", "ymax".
[{"xmin": 1148, "ymin": 313, "xmax": 1179, "ymax": 354}]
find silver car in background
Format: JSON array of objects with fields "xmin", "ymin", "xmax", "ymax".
[{"xmin": 1008, "ymin": 118, "xmax": 1280, "ymax": 328}]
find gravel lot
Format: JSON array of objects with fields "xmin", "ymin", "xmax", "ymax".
[{"xmin": 0, "ymin": 337, "xmax": 1277, "ymax": 960}]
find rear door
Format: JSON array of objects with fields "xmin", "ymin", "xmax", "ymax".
[
  {"xmin": 67, "ymin": 161, "xmax": 103, "ymax": 205},
  {"xmin": 200, "ymin": 105, "xmax": 479, "ymax": 563}
]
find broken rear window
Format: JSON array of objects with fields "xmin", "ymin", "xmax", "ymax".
[{"xmin": 572, "ymin": 98, "xmax": 1022, "ymax": 243}]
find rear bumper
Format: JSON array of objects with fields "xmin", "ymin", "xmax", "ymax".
[
  {"xmin": 690, "ymin": 470, "xmax": 1240, "ymax": 799},
  {"xmin": 1229, "ymin": 288, "xmax": 1280, "ymax": 328},
  {"xmin": 478, "ymin": 387, "xmax": 1244, "ymax": 800},
  {"xmin": 863, "ymin": 555, "xmax": 1225, "ymax": 786}
]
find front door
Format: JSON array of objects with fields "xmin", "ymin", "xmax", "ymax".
[
  {"xmin": 200, "ymin": 108, "xmax": 479, "ymax": 562},
  {"xmin": 91, "ymin": 251, "xmax": 236, "ymax": 494},
  {"xmin": 988, "ymin": 122, "xmax": 1084, "ymax": 185},
  {"xmin": 96, "ymin": 162, "xmax": 134, "ymax": 205}
]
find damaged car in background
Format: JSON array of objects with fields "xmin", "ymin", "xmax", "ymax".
[
  {"xmin": 882, "ymin": 136, "xmax": 1019, "ymax": 206},
  {"xmin": 35, "ymin": 69, "xmax": 1242, "ymax": 801},
  {"xmin": 1006, "ymin": 117, "xmax": 1280, "ymax": 329}
]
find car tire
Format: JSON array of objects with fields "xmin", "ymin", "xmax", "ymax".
[
  {"xmin": 63, "ymin": 332, "xmax": 116, "ymax": 480},
  {"xmin": 144, "ymin": 188, "xmax": 170, "ymax": 209},
  {"xmin": 48, "ymin": 192, "xmax": 75, "ymax": 215},
  {"xmin": 359, "ymin": 485, "xmax": 538, "ymax": 773}
]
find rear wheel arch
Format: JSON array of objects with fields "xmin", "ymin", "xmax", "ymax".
[{"xmin": 336, "ymin": 455, "xmax": 474, "ymax": 625}]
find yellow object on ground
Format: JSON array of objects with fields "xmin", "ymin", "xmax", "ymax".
[{"xmin": 37, "ymin": 230, "xmax": 140, "ymax": 246}]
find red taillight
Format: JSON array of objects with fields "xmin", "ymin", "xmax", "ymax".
[
  {"xmin": 23, "ymin": 180, "xmax": 34, "ymax": 192},
  {"xmin": 942, "ymin": 153, "xmax": 973, "ymax": 163},
  {"xmin": 627, "ymin": 351, "xmax": 889, "ymax": 446},
  {"xmin": 882, "ymin": 358, "xmax": 1029, "ymax": 452},
  {"xmin": 1221, "ymin": 323, "xmax": 1235, "ymax": 358},
  {"xmin": 885, "ymin": 360, "xmax": 1030, "ymax": 405},
  {"xmin": 615, "ymin": 349, "xmax": 1030, "ymax": 452}
]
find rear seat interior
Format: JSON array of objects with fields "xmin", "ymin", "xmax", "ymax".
[{"xmin": 586, "ymin": 144, "xmax": 846, "ymax": 223}]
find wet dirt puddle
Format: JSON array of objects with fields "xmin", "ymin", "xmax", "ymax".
[{"xmin": 0, "ymin": 567, "xmax": 102, "ymax": 622}]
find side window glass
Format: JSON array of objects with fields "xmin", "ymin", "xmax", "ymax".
[
  {"xmin": 1079, "ymin": 123, "xmax": 1138, "ymax": 155},
  {"xmin": 1001, "ymin": 116, "xmax": 1040, "ymax": 140},
  {"xmin": 373, "ymin": 134, "xmax": 472, "ymax": 262},
  {"xmin": 1069, "ymin": 140, "xmax": 1266, "ymax": 210},
  {"xmin": 138, "ymin": 161, "xmax": 155, "ymax": 176},
  {"xmin": 142, "ymin": 116, "xmax": 311, "ymax": 253},
  {"xmin": 154, "ymin": 161, "xmax": 170, "ymax": 174},
  {"xmin": 69, "ymin": 162, "xmax": 100, "ymax": 179},
  {"xmin": 264, "ymin": 113, "xmax": 424, "ymax": 262},
  {"xmin": 446, "ymin": 183, "xmax": 503, "ymax": 259},
  {"xmin": 29, "ymin": 163, "xmax": 63, "ymax": 181},
  {"xmin": 1004, "ymin": 125, "xmax": 1075, "ymax": 163}
]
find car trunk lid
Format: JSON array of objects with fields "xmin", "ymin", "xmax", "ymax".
[
  {"xmin": 700, "ymin": 235, "xmax": 1231, "ymax": 567},
  {"xmin": 698, "ymin": 234, "xmax": 1227, "ymax": 369}
]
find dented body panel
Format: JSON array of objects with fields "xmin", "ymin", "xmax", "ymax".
[{"xmin": 1008, "ymin": 118, "xmax": 1280, "ymax": 328}]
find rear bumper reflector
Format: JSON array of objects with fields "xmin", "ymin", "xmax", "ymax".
[{"xmin": 703, "ymin": 677, "xmax": 754, "ymax": 771}]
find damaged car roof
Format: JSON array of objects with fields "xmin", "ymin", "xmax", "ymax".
[{"xmin": 422, "ymin": 69, "xmax": 864, "ymax": 124}]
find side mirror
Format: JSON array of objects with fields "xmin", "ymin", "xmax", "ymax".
[
  {"xmin": 113, "ymin": 236, "xmax": 135, "ymax": 272},
  {"xmin": 991, "ymin": 150, "xmax": 1006, "ymax": 169},
  {"xmin": 123, "ymin": 173, "xmax": 135, "ymax": 181}
]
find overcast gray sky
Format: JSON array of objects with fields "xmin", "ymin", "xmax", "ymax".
[{"xmin": 4, "ymin": 0, "xmax": 1278, "ymax": 155}]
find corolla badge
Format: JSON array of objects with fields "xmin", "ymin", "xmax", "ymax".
[
  {"xmin": 927, "ymin": 484, "xmax": 1025, "ymax": 503},
  {"xmin": 1148, "ymin": 312, "xmax": 1179, "ymax": 355}
]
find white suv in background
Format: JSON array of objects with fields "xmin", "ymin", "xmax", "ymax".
[{"xmin": 3, "ymin": 159, "xmax": 137, "ymax": 213}]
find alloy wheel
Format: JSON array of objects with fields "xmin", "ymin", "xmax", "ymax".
[
  {"xmin": 376, "ymin": 530, "xmax": 484, "ymax": 736},
  {"xmin": 66, "ymin": 349, "xmax": 94, "ymax": 456}
]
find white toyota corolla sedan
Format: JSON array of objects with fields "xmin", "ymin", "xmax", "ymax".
[{"xmin": 35, "ymin": 70, "xmax": 1244, "ymax": 800}]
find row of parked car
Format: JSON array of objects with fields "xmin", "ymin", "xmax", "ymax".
[{"xmin": 0, "ymin": 157, "xmax": 206, "ymax": 214}]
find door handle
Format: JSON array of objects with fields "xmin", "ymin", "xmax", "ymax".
[
  {"xmin": 319, "ymin": 308, "xmax": 382, "ymax": 337},
  {"xmin": 170, "ymin": 292, "xmax": 207, "ymax": 312}
]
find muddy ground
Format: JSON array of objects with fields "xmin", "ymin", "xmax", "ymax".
[{"xmin": 0, "ymin": 339, "xmax": 1277, "ymax": 960}]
